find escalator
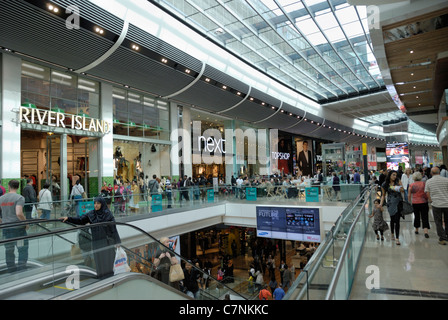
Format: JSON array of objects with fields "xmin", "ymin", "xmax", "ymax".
[{"xmin": 0, "ymin": 220, "xmax": 247, "ymax": 300}]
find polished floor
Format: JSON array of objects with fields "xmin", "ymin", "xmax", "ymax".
[{"xmin": 350, "ymin": 210, "xmax": 448, "ymax": 300}]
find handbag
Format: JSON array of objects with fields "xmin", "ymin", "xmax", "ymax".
[
  {"xmin": 169, "ymin": 263, "xmax": 184, "ymax": 282},
  {"xmin": 401, "ymin": 200, "xmax": 413, "ymax": 215}
]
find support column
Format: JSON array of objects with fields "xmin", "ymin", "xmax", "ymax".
[
  {"xmin": 170, "ymin": 102, "xmax": 180, "ymax": 181},
  {"xmin": 0, "ymin": 54, "xmax": 22, "ymax": 191},
  {"xmin": 99, "ymin": 82, "xmax": 114, "ymax": 188},
  {"xmin": 60, "ymin": 134, "xmax": 68, "ymax": 201},
  {"xmin": 182, "ymin": 106, "xmax": 192, "ymax": 178}
]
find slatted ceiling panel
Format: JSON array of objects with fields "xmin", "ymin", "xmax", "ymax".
[
  {"xmin": 203, "ymin": 65, "xmax": 250, "ymax": 94},
  {"xmin": 281, "ymin": 102, "xmax": 306, "ymax": 118},
  {"xmin": 253, "ymin": 112, "xmax": 300, "ymax": 128},
  {"xmin": 52, "ymin": 0, "xmax": 125, "ymax": 35},
  {"xmin": 249, "ymin": 88, "xmax": 282, "ymax": 108},
  {"xmin": 0, "ymin": 0, "xmax": 114, "ymax": 70},
  {"xmin": 88, "ymin": 47, "xmax": 194, "ymax": 96},
  {"xmin": 127, "ymin": 24, "xmax": 204, "ymax": 72},
  {"xmin": 222, "ymin": 100, "xmax": 278, "ymax": 123},
  {"xmin": 173, "ymin": 80, "xmax": 245, "ymax": 112}
]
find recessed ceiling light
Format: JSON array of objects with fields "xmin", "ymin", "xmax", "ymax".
[
  {"xmin": 410, "ymin": 50, "xmax": 414, "ymax": 54},
  {"xmin": 47, "ymin": 3, "xmax": 59, "ymax": 13},
  {"xmin": 205, "ymin": 78, "xmax": 210, "ymax": 82},
  {"xmin": 131, "ymin": 44, "xmax": 140, "ymax": 51},
  {"xmin": 161, "ymin": 58, "xmax": 168, "ymax": 63},
  {"xmin": 222, "ymin": 85, "xmax": 227, "ymax": 89}
]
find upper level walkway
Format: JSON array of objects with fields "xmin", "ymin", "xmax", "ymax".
[{"xmin": 350, "ymin": 211, "xmax": 448, "ymax": 300}]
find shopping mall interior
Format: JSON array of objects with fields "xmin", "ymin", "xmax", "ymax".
[{"xmin": 0, "ymin": 0, "xmax": 447, "ymax": 302}]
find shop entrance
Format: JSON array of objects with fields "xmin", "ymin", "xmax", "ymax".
[{"xmin": 21, "ymin": 130, "xmax": 91, "ymax": 199}]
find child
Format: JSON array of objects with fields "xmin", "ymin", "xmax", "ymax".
[{"xmin": 370, "ymin": 199, "xmax": 389, "ymax": 241}]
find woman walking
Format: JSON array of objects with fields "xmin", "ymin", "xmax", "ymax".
[
  {"xmin": 380, "ymin": 170, "xmax": 404, "ymax": 245},
  {"xmin": 408, "ymin": 171, "xmax": 430, "ymax": 238}
]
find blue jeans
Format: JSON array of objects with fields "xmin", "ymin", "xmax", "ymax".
[
  {"xmin": 3, "ymin": 227, "xmax": 29, "ymax": 273},
  {"xmin": 40, "ymin": 209, "xmax": 51, "ymax": 220}
]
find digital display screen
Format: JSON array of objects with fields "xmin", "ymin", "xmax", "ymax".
[
  {"xmin": 256, "ymin": 206, "xmax": 321, "ymax": 242},
  {"xmin": 386, "ymin": 142, "xmax": 410, "ymax": 168}
]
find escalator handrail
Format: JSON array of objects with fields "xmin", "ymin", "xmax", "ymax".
[{"xmin": 0, "ymin": 219, "xmax": 248, "ymax": 300}]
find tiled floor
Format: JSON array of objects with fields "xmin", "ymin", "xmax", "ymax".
[{"xmin": 350, "ymin": 211, "xmax": 448, "ymax": 300}]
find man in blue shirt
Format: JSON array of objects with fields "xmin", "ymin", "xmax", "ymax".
[
  {"xmin": 353, "ymin": 170, "xmax": 361, "ymax": 184},
  {"xmin": 273, "ymin": 283, "xmax": 285, "ymax": 300}
]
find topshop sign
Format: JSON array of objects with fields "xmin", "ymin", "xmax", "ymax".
[{"xmin": 19, "ymin": 106, "xmax": 111, "ymax": 134}]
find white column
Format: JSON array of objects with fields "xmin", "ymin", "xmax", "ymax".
[
  {"xmin": 99, "ymin": 82, "xmax": 114, "ymax": 182},
  {"xmin": 169, "ymin": 102, "xmax": 180, "ymax": 180},
  {"xmin": 60, "ymin": 134, "xmax": 68, "ymax": 201},
  {"xmin": 0, "ymin": 54, "xmax": 22, "ymax": 181},
  {"xmin": 182, "ymin": 106, "xmax": 192, "ymax": 178}
]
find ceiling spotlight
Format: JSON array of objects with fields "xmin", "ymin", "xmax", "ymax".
[
  {"xmin": 185, "ymin": 69, "xmax": 191, "ymax": 74},
  {"xmin": 410, "ymin": 50, "xmax": 414, "ymax": 54},
  {"xmin": 161, "ymin": 58, "xmax": 168, "ymax": 63},
  {"xmin": 222, "ymin": 85, "xmax": 227, "ymax": 89},
  {"xmin": 47, "ymin": 3, "xmax": 59, "ymax": 13},
  {"xmin": 95, "ymin": 27, "xmax": 104, "ymax": 34},
  {"xmin": 131, "ymin": 44, "xmax": 140, "ymax": 51}
]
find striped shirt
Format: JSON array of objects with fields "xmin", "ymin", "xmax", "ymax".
[{"xmin": 424, "ymin": 175, "xmax": 448, "ymax": 208}]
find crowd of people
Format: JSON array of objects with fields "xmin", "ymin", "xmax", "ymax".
[{"xmin": 368, "ymin": 165, "xmax": 448, "ymax": 246}]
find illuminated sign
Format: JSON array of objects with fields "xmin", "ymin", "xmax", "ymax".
[{"xmin": 19, "ymin": 106, "xmax": 111, "ymax": 134}]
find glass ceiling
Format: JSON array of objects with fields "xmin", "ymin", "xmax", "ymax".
[{"xmin": 153, "ymin": 0, "xmax": 385, "ymax": 102}]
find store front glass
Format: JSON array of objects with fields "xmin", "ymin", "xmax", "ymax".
[
  {"xmin": 112, "ymin": 87, "xmax": 169, "ymax": 141},
  {"xmin": 20, "ymin": 61, "xmax": 101, "ymax": 198}
]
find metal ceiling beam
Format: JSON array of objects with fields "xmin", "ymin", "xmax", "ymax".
[{"xmin": 75, "ymin": 10, "xmax": 130, "ymax": 74}]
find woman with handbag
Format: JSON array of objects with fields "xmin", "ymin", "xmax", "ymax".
[
  {"xmin": 153, "ymin": 237, "xmax": 180, "ymax": 286},
  {"xmin": 380, "ymin": 170, "xmax": 404, "ymax": 245},
  {"xmin": 408, "ymin": 171, "xmax": 430, "ymax": 238}
]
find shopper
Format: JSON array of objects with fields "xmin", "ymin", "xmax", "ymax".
[
  {"xmin": 332, "ymin": 172, "xmax": 340, "ymax": 201},
  {"xmin": 130, "ymin": 180, "xmax": 140, "ymax": 213},
  {"xmin": 153, "ymin": 237, "xmax": 179, "ymax": 285},
  {"xmin": 408, "ymin": 171, "xmax": 430, "ymax": 238},
  {"xmin": 425, "ymin": 167, "xmax": 448, "ymax": 245},
  {"xmin": 183, "ymin": 261, "xmax": 200, "ymax": 299},
  {"xmin": 0, "ymin": 180, "xmax": 29, "ymax": 273},
  {"xmin": 37, "ymin": 182, "xmax": 53, "ymax": 220},
  {"xmin": 369, "ymin": 199, "xmax": 389, "ymax": 241},
  {"xmin": 380, "ymin": 170, "xmax": 404, "ymax": 245},
  {"xmin": 22, "ymin": 178, "xmax": 37, "ymax": 219},
  {"xmin": 258, "ymin": 284, "xmax": 272, "ymax": 300},
  {"xmin": 273, "ymin": 283, "xmax": 286, "ymax": 300},
  {"xmin": 401, "ymin": 168, "xmax": 414, "ymax": 200},
  {"xmin": 61, "ymin": 196, "xmax": 121, "ymax": 279},
  {"xmin": 165, "ymin": 176, "xmax": 173, "ymax": 208},
  {"xmin": 70, "ymin": 179, "xmax": 85, "ymax": 217}
]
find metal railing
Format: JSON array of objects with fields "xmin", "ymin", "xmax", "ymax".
[{"xmin": 283, "ymin": 184, "xmax": 377, "ymax": 300}]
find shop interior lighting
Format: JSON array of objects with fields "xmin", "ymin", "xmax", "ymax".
[
  {"xmin": 131, "ymin": 44, "xmax": 140, "ymax": 51},
  {"xmin": 161, "ymin": 58, "xmax": 168, "ymax": 63}
]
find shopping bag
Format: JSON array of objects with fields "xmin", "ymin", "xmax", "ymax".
[
  {"xmin": 31, "ymin": 205, "xmax": 38, "ymax": 219},
  {"xmin": 169, "ymin": 263, "xmax": 184, "ymax": 282},
  {"xmin": 113, "ymin": 246, "xmax": 131, "ymax": 275}
]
